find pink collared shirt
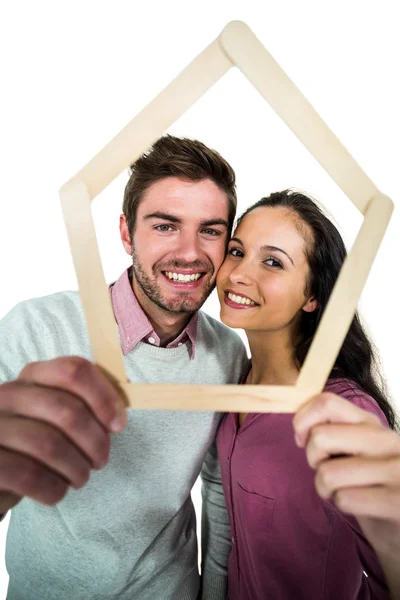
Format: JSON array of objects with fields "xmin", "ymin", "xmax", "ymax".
[{"xmin": 110, "ymin": 268, "xmax": 198, "ymax": 359}]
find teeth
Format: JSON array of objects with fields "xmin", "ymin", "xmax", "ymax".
[
  {"xmin": 227, "ymin": 292, "xmax": 256, "ymax": 306},
  {"xmin": 165, "ymin": 272, "xmax": 202, "ymax": 282}
]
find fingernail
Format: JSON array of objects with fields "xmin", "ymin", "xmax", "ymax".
[
  {"xmin": 95, "ymin": 458, "xmax": 108, "ymax": 470},
  {"xmin": 110, "ymin": 415, "xmax": 125, "ymax": 433},
  {"xmin": 294, "ymin": 432, "xmax": 303, "ymax": 447}
]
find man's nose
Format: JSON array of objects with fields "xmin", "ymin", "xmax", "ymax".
[{"xmin": 175, "ymin": 231, "xmax": 202, "ymax": 263}]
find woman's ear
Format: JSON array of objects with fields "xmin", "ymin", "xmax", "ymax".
[{"xmin": 302, "ymin": 297, "xmax": 319, "ymax": 313}]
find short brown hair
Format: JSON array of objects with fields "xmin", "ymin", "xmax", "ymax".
[{"xmin": 122, "ymin": 135, "xmax": 237, "ymax": 238}]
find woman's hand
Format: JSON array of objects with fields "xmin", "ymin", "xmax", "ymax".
[{"xmin": 293, "ymin": 392, "xmax": 400, "ymax": 597}]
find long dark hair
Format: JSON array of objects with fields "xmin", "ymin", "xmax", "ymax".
[{"xmin": 237, "ymin": 190, "xmax": 397, "ymax": 429}]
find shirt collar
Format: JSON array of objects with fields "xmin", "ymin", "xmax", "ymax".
[{"xmin": 110, "ymin": 268, "xmax": 198, "ymax": 359}]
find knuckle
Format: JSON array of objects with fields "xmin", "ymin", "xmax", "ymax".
[
  {"xmin": 320, "ymin": 393, "xmax": 337, "ymax": 412},
  {"xmin": 38, "ymin": 431, "xmax": 65, "ymax": 460},
  {"xmin": 317, "ymin": 462, "xmax": 335, "ymax": 490},
  {"xmin": 333, "ymin": 489, "xmax": 350, "ymax": 512},
  {"xmin": 57, "ymin": 356, "xmax": 92, "ymax": 386},
  {"xmin": 18, "ymin": 362, "xmax": 39, "ymax": 379},
  {"xmin": 310, "ymin": 425, "xmax": 328, "ymax": 449},
  {"xmin": 97, "ymin": 436, "xmax": 111, "ymax": 463},
  {"xmin": 56, "ymin": 398, "xmax": 88, "ymax": 431}
]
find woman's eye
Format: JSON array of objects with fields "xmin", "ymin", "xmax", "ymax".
[
  {"xmin": 264, "ymin": 257, "xmax": 283, "ymax": 268},
  {"xmin": 155, "ymin": 224, "xmax": 173, "ymax": 232},
  {"xmin": 228, "ymin": 247, "xmax": 243, "ymax": 257}
]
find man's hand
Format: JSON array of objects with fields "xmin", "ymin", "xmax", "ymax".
[
  {"xmin": 0, "ymin": 357, "xmax": 127, "ymax": 513},
  {"xmin": 293, "ymin": 392, "xmax": 400, "ymax": 597}
]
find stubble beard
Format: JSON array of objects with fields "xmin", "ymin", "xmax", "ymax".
[{"xmin": 131, "ymin": 247, "xmax": 215, "ymax": 314}]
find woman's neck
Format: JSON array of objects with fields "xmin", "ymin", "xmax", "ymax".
[{"xmin": 246, "ymin": 329, "xmax": 299, "ymax": 386}]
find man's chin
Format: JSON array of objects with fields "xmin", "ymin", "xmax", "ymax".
[{"xmin": 162, "ymin": 299, "xmax": 203, "ymax": 314}]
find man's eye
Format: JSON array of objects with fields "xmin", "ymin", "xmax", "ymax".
[
  {"xmin": 155, "ymin": 224, "xmax": 173, "ymax": 232},
  {"xmin": 202, "ymin": 228, "xmax": 221, "ymax": 236},
  {"xmin": 228, "ymin": 247, "xmax": 243, "ymax": 257}
]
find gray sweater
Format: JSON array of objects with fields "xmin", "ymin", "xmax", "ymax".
[{"xmin": 0, "ymin": 292, "xmax": 248, "ymax": 600}]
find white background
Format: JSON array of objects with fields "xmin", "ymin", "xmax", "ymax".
[{"xmin": 0, "ymin": 1, "xmax": 399, "ymax": 596}]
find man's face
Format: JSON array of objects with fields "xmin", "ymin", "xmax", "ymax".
[{"xmin": 120, "ymin": 177, "xmax": 230, "ymax": 314}]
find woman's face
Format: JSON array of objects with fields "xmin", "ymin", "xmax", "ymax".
[{"xmin": 217, "ymin": 206, "xmax": 318, "ymax": 334}]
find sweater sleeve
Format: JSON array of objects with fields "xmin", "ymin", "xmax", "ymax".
[
  {"xmin": 0, "ymin": 300, "xmax": 47, "ymax": 384},
  {"xmin": 199, "ymin": 438, "xmax": 231, "ymax": 600}
]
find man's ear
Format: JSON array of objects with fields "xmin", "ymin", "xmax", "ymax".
[
  {"xmin": 302, "ymin": 297, "xmax": 319, "ymax": 313},
  {"xmin": 119, "ymin": 214, "xmax": 133, "ymax": 255}
]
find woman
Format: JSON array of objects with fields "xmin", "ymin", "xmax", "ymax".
[{"xmin": 216, "ymin": 189, "xmax": 397, "ymax": 599}]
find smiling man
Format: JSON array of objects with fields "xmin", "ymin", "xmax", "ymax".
[{"xmin": 0, "ymin": 136, "xmax": 248, "ymax": 600}]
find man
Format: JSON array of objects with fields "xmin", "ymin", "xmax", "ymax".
[
  {"xmin": 0, "ymin": 135, "xmax": 248, "ymax": 600},
  {"xmin": 1, "ymin": 135, "xmax": 400, "ymax": 600}
]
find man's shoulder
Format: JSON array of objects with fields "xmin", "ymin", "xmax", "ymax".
[
  {"xmin": 0, "ymin": 291, "xmax": 86, "ymax": 379},
  {"xmin": 197, "ymin": 310, "xmax": 245, "ymax": 350},
  {"xmin": 8, "ymin": 290, "xmax": 82, "ymax": 322},
  {"xmin": 0, "ymin": 291, "xmax": 84, "ymax": 341}
]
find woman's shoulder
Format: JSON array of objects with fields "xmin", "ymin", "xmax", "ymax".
[{"xmin": 324, "ymin": 377, "xmax": 388, "ymax": 427}]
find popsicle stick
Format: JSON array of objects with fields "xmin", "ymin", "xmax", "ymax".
[
  {"xmin": 59, "ymin": 20, "xmax": 393, "ymax": 412},
  {"xmin": 74, "ymin": 39, "xmax": 233, "ymax": 199},
  {"xmin": 219, "ymin": 21, "xmax": 378, "ymax": 214},
  {"xmin": 297, "ymin": 192, "xmax": 393, "ymax": 393},
  {"xmin": 60, "ymin": 179, "xmax": 126, "ymax": 382},
  {"xmin": 120, "ymin": 383, "xmax": 313, "ymax": 413}
]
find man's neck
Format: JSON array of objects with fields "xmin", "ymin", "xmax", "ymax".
[{"xmin": 132, "ymin": 279, "xmax": 193, "ymax": 346}]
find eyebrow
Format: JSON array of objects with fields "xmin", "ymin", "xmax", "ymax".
[
  {"xmin": 143, "ymin": 212, "xmax": 229, "ymax": 228},
  {"xmin": 230, "ymin": 237, "xmax": 295, "ymax": 266}
]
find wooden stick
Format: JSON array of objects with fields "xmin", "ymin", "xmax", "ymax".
[
  {"xmin": 60, "ymin": 179, "xmax": 126, "ymax": 382},
  {"xmin": 120, "ymin": 383, "xmax": 313, "ymax": 413},
  {"xmin": 74, "ymin": 39, "xmax": 233, "ymax": 199},
  {"xmin": 297, "ymin": 192, "xmax": 393, "ymax": 393},
  {"xmin": 59, "ymin": 20, "xmax": 393, "ymax": 412},
  {"xmin": 219, "ymin": 21, "xmax": 378, "ymax": 214}
]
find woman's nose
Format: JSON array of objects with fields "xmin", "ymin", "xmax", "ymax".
[{"xmin": 228, "ymin": 261, "xmax": 253, "ymax": 286}]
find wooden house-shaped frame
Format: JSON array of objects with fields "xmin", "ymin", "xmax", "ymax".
[{"xmin": 60, "ymin": 21, "xmax": 393, "ymax": 412}]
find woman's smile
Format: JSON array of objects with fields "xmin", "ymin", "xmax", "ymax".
[{"xmin": 224, "ymin": 290, "xmax": 259, "ymax": 309}]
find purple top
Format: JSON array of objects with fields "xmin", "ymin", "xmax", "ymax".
[{"xmin": 217, "ymin": 378, "xmax": 390, "ymax": 599}]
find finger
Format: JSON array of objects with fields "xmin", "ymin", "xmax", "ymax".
[
  {"xmin": 0, "ymin": 415, "xmax": 91, "ymax": 489},
  {"xmin": 315, "ymin": 456, "xmax": 400, "ymax": 500},
  {"xmin": 18, "ymin": 357, "xmax": 127, "ymax": 432},
  {"xmin": 333, "ymin": 485, "xmax": 400, "ymax": 521},
  {"xmin": 0, "ymin": 381, "xmax": 110, "ymax": 469},
  {"xmin": 306, "ymin": 423, "xmax": 399, "ymax": 469},
  {"xmin": 0, "ymin": 447, "xmax": 70, "ymax": 505},
  {"xmin": 293, "ymin": 392, "xmax": 381, "ymax": 447}
]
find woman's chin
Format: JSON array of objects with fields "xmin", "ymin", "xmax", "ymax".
[{"xmin": 220, "ymin": 308, "xmax": 245, "ymax": 329}]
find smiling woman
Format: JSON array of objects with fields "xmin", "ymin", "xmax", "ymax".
[{"xmin": 215, "ymin": 189, "xmax": 397, "ymax": 599}]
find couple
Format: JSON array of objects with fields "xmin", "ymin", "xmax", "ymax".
[{"xmin": 0, "ymin": 135, "xmax": 399, "ymax": 599}]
